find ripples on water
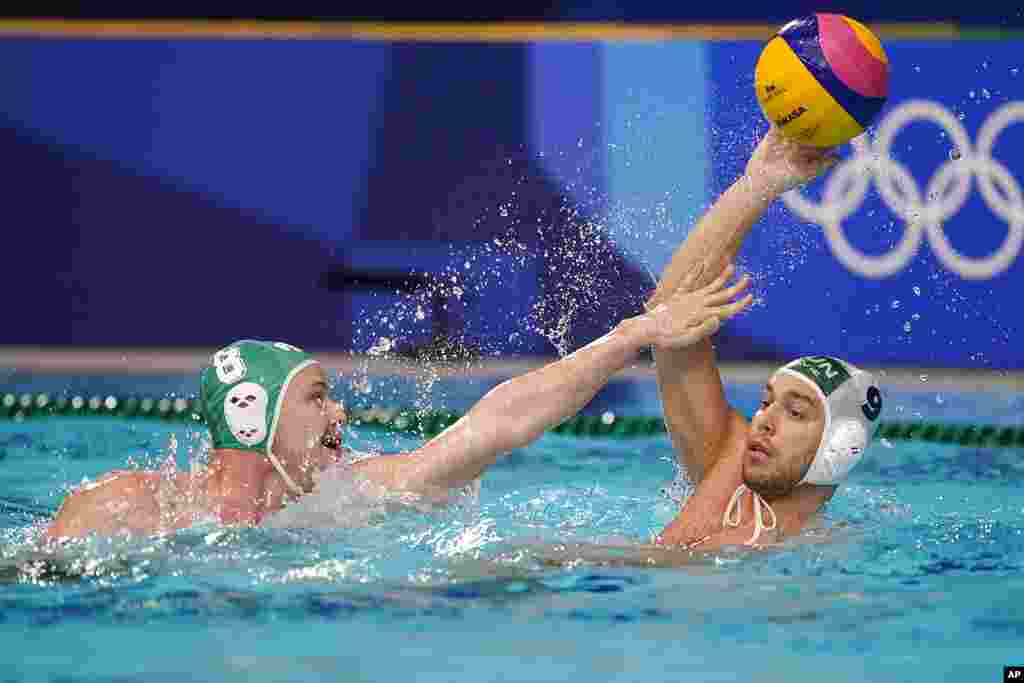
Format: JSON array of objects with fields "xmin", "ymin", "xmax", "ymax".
[{"xmin": 1, "ymin": 422, "xmax": 1022, "ymax": 680}]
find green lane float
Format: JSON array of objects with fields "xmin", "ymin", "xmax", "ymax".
[{"xmin": 1, "ymin": 391, "xmax": 1021, "ymax": 447}]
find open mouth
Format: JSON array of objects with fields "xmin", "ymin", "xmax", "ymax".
[
  {"xmin": 320, "ymin": 423, "xmax": 342, "ymax": 450},
  {"xmin": 747, "ymin": 439, "xmax": 773, "ymax": 463}
]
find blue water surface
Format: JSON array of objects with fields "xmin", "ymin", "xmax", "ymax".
[{"xmin": 0, "ymin": 375, "xmax": 1022, "ymax": 682}]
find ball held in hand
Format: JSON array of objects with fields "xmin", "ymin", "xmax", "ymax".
[{"xmin": 755, "ymin": 14, "xmax": 889, "ymax": 148}]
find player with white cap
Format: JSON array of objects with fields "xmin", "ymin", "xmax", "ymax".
[{"xmin": 652, "ymin": 125, "xmax": 883, "ymax": 549}]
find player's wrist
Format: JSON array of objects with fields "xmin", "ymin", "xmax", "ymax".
[
  {"xmin": 616, "ymin": 314, "xmax": 658, "ymax": 350},
  {"xmin": 739, "ymin": 170, "xmax": 786, "ymax": 203}
]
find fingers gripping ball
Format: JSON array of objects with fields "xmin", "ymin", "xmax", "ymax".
[{"xmin": 755, "ymin": 14, "xmax": 889, "ymax": 147}]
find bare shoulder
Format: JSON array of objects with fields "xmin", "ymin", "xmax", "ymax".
[{"xmin": 46, "ymin": 470, "xmax": 162, "ymax": 539}]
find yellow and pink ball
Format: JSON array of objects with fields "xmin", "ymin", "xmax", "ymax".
[{"xmin": 755, "ymin": 14, "xmax": 890, "ymax": 148}]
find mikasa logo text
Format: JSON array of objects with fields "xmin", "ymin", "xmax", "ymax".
[{"xmin": 775, "ymin": 105, "xmax": 807, "ymax": 126}]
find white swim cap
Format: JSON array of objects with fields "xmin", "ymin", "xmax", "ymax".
[{"xmin": 772, "ymin": 356, "xmax": 883, "ymax": 485}]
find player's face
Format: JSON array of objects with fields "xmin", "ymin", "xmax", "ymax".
[
  {"xmin": 272, "ymin": 365, "xmax": 346, "ymax": 491},
  {"xmin": 743, "ymin": 374, "xmax": 826, "ymax": 498}
]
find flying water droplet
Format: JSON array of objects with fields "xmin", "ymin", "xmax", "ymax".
[
  {"xmin": 368, "ymin": 337, "xmax": 394, "ymax": 356},
  {"xmin": 350, "ymin": 375, "xmax": 373, "ymax": 396}
]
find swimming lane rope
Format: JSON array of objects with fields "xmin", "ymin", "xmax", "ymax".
[{"xmin": 1, "ymin": 391, "xmax": 1022, "ymax": 447}]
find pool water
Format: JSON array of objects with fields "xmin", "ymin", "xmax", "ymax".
[{"xmin": 1, "ymin": 378, "xmax": 1022, "ymax": 682}]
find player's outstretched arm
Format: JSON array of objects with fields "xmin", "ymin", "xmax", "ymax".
[{"xmin": 352, "ymin": 270, "xmax": 751, "ymax": 495}]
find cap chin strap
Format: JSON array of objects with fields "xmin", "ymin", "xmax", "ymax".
[
  {"xmin": 266, "ymin": 451, "xmax": 306, "ymax": 498},
  {"xmin": 262, "ymin": 358, "xmax": 319, "ymax": 500},
  {"xmin": 723, "ymin": 484, "xmax": 778, "ymax": 545}
]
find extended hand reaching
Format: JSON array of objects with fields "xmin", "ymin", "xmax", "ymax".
[{"xmin": 640, "ymin": 263, "xmax": 753, "ymax": 350}]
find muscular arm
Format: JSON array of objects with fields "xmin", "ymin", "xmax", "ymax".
[
  {"xmin": 647, "ymin": 178, "xmax": 776, "ymax": 483},
  {"xmin": 352, "ymin": 317, "xmax": 652, "ymax": 494},
  {"xmin": 353, "ymin": 274, "xmax": 751, "ymax": 496},
  {"xmin": 648, "ymin": 126, "xmax": 836, "ymax": 483}
]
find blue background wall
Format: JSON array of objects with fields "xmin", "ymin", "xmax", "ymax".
[
  {"xmin": 705, "ymin": 39, "xmax": 1024, "ymax": 369},
  {"xmin": 3, "ymin": 29, "xmax": 1023, "ymax": 369}
]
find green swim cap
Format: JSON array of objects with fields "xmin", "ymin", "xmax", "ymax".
[{"xmin": 200, "ymin": 340, "xmax": 318, "ymax": 495}]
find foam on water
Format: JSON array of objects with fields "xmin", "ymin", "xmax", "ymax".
[{"xmin": 265, "ymin": 456, "xmax": 482, "ymax": 533}]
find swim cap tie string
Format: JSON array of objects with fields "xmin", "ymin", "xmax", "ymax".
[{"xmin": 723, "ymin": 484, "xmax": 778, "ymax": 545}]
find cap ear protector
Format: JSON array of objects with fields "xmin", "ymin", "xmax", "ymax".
[
  {"xmin": 200, "ymin": 340, "xmax": 317, "ymax": 497},
  {"xmin": 772, "ymin": 356, "xmax": 883, "ymax": 485}
]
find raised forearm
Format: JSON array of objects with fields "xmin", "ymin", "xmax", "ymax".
[
  {"xmin": 648, "ymin": 175, "xmax": 780, "ymax": 308},
  {"xmin": 381, "ymin": 318, "xmax": 650, "ymax": 492}
]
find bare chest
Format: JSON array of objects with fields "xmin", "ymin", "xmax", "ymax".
[{"xmin": 670, "ymin": 454, "xmax": 752, "ymax": 543}]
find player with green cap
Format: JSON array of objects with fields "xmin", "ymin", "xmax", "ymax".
[
  {"xmin": 199, "ymin": 340, "xmax": 324, "ymax": 498},
  {"xmin": 46, "ymin": 270, "xmax": 754, "ymax": 538},
  {"xmin": 47, "ymin": 339, "xmax": 353, "ymax": 537}
]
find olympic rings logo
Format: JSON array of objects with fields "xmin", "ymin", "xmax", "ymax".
[{"xmin": 782, "ymin": 100, "xmax": 1024, "ymax": 280}]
